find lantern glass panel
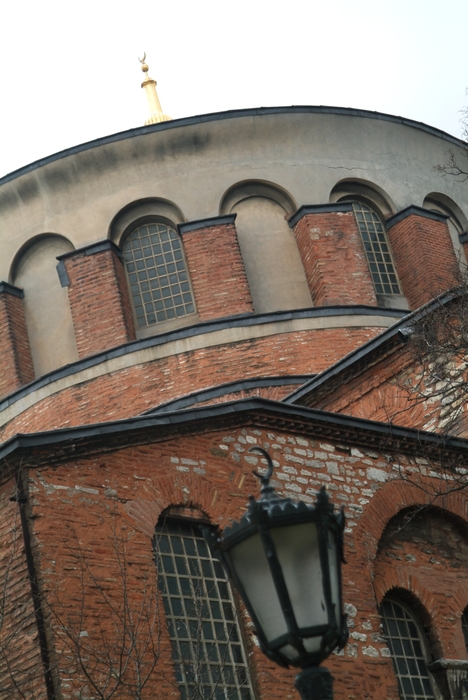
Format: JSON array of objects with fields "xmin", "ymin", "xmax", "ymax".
[
  {"xmin": 270, "ymin": 522, "xmax": 326, "ymax": 628},
  {"xmin": 303, "ymin": 637, "xmax": 322, "ymax": 653},
  {"xmin": 280, "ymin": 643, "xmax": 303, "ymax": 661},
  {"xmin": 230, "ymin": 532, "xmax": 288, "ymax": 642},
  {"xmin": 328, "ymin": 531, "xmax": 341, "ymax": 622}
]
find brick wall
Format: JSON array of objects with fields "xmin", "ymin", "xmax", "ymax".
[
  {"xmin": 0, "ymin": 283, "xmax": 34, "ymax": 398},
  {"xmin": 387, "ymin": 207, "xmax": 460, "ymax": 309},
  {"xmin": 58, "ymin": 242, "xmax": 136, "ymax": 359},
  {"xmin": 298, "ymin": 344, "xmax": 414, "ymax": 417},
  {"xmin": 0, "ymin": 325, "xmax": 383, "ymax": 441},
  {"xmin": 374, "ymin": 507, "xmax": 468, "ymax": 658},
  {"xmin": 10, "ymin": 425, "xmax": 468, "ymax": 699},
  {"xmin": 0, "ymin": 478, "xmax": 46, "ymax": 700},
  {"xmin": 181, "ymin": 216, "xmax": 254, "ymax": 321},
  {"xmin": 290, "ymin": 205, "xmax": 377, "ymax": 307},
  {"xmin": 297, "ymin": 331, "xmax": 466, "ymax": 436}
]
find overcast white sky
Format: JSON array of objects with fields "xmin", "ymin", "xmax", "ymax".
[{"xmin": 1, "ymin": 0, "xmax": 467, "ymax": 178}]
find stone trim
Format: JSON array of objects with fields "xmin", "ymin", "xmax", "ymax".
[
  {"xmin": 178, "ymin": 215, "xmax": 237, "ymax": 235},
  {"xmin": 2, "ymin": 106, "xmax": 464, "ymax": 188},
  {"xmin": 386, "ymin": 205, "xmax": 449, "ymax": 229},
  {"xmin": 0, "ymin": 282, "xmax": 24, "ymax": 298},
  {"xmin": 145, "ymin": 375, "xmax": 315, "ymax": 415},
  {"xmin": 288, "ymin": 203, "xmax": 353, "ymax": 229},
  {"xmin": 0, "ymin": 307, "xmax": 403, "ymax": 427},
  {"xmin": 3, "ymin": 395, "xmax": 468, "ymax": 468},
  {"xmin": 56, "ymin": 240, "xmax": 122, "ymax": 261}
]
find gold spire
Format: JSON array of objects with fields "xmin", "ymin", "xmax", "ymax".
[{"xmin": 138, "ymin": 53, "xmax": 172, "ymax": 126}]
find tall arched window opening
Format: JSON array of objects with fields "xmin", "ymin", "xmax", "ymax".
[
  {"xmin": 380, "ymin": 597, "xmax": 435, "ymax": 700},
  {"xmin": 351, "ymin": 202, "xmax": 401, "ymax": 297},
  {"xmin": 123, "ymin": 223, "xmax": 195, "ymax": 329},
  {"xmin": 154, "ymin": 519, "xmax": 255, "ymax": 700}
]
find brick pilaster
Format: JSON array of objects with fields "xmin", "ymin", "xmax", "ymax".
[
  {"xmin": 289, "ymin": 204, "xmax": 377, "ymax": 306},
  {"xmin": 0, "ymin": 282, "xmax": 34, "ymax": 397},
  {"xmin": 179, "ymin": 215, "xmax": 253, "ymax": 321},
  {"xmin": 386, "ymin": 206, "xmax": 460, "ymax": 309},
  {"xmin": 57, "ymin": 241, "xmax": 136, "ymax": 359}
]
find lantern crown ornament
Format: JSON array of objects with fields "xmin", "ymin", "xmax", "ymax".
[{"xmin": 205, "ymin": 447, "xmax": 348, "ymax": 675}]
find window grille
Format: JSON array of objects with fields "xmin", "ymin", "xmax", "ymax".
[
  {"xmin": 123, "ymin": 223, "xmax": 195, "ymax": 328},
  {"xmin": 352, "ymin": 202, "xmax": 401, "ymax": 296},
  {"xmin": 380, "ymin": 598, "xmax": 435, "ymax": 700},
  {"xmin": 154, "ymin": 520, "xmax": 255, "ymax": 700}
]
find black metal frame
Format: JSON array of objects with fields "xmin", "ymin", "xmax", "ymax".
[{"xmin": 204, "ymin": 447, "xmax": 348, "ymax": 670}]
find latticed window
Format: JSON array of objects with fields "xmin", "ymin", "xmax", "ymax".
[
  {"xmin": 123, "ymin": 223, "xmax": 195, "ymax": 328},
  {"xmin": 380, "ymin": 598, "xmax": 435, "ymax": 700},
  {"xmin": 352, "ymin": 202, "xmax": 401, "ymax": 296},
  {"xmin": 154, "ymin": 520, "xmax": 255, "ymax": 700}
]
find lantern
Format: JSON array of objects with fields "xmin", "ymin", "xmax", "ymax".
[{"xmin": 204, "ymin": 447, "xmax": 348, "ymax": 700}]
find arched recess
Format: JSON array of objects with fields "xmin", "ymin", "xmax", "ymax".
[
  {"xmin": 11, "ymin": 234, "xmax": 78, "ymax": 378},
  {"xmin": 355, "ymin": 480, "xmax": 468, "ymax": 567},
  {"xmin": 109, "ymin": 198, "xmax": 186, "ymax": 247},
  {"xmin": 373, "ymin": 504, "xmax": 468, "ymax": 700},
  {"xmin": 219, "ymin": 180, "xmax": 311, "ymax": 313},
  {"xmin": 374, "ymin": 505, "xmax": 468, "ymax": 664},
  {"xmin": 329, "ymin": 178, "xmax": 395, "ymax": 216},
  {"xmin": 423, "ymin": 193, "xmax": 468, "ymax": 266}
]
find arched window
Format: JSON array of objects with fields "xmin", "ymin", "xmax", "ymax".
[
  {"xmin": 380, "ymin": 597, "xmax": 435, "ymax": 700},
  {"xmin": 123, "ymin": 223, "xmax": 195, "ymax": 329},
  {"xmin": 352, "ymin": 202, "xmax": 401, "ymax": 297},
  {"xmin": 154, "ymin": 519, "xmax": 254, "ymax": 700}
]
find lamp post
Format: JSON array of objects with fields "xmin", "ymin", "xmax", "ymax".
[{"xmin": 205, "ymin": 447, "xmax": 348, "ymax": 700}]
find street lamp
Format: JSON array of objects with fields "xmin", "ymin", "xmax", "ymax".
[{"xmin": 205, "ymin": 447, "xmax": 348, "ymax": 700}]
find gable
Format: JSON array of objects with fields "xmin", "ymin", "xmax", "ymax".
[{"xmin": 287, "ymin": 291, "xmax": 468, "ymax": 437}]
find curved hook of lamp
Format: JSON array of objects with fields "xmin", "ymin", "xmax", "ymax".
[{"xmin": 249, "ymin": 446, "xmax": 274, "ymax": 485}]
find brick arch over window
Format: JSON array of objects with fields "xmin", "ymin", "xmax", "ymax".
[
  {"xmin": 124, "ymin": 471, "xmax": 234, "ymax": 539},
  {"xmin": 219, "ymin": 180, "xmax": 311, "ymax": 313}
]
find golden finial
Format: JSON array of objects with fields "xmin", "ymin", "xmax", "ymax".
[{"xmin": 138, "ymin": 53, "xmax": 171, "ymax": 126}]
